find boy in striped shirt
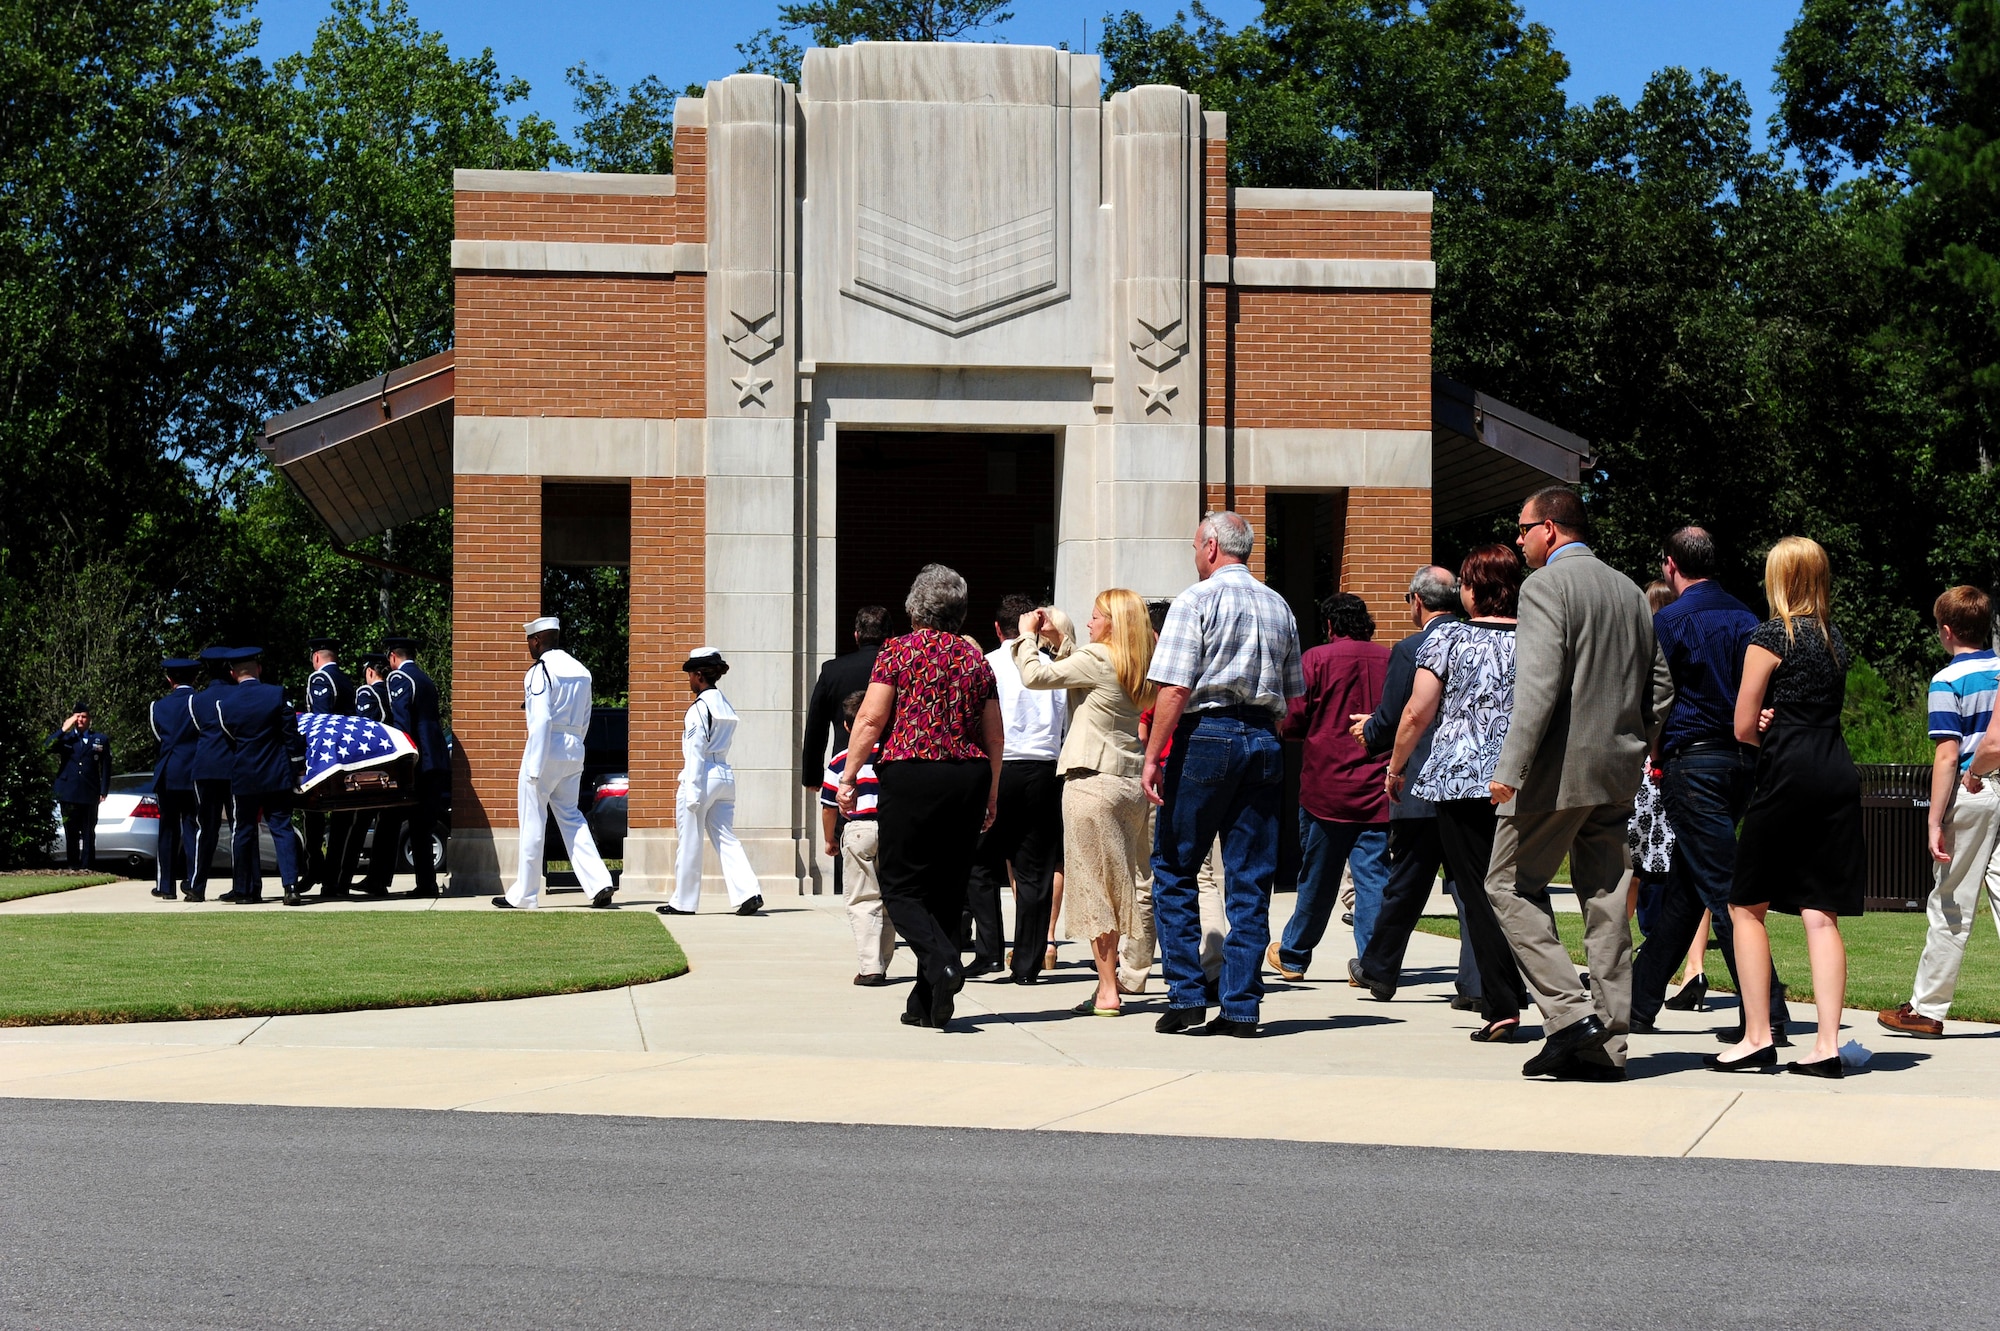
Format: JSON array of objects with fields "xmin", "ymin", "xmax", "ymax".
[
  {"xmin": 822, "ymin": 691, "xmax": 893, "ymax": 985},
  {"xmin": 1880, "ymin": 586, "xmax": 2000, "ymax": 1038}
]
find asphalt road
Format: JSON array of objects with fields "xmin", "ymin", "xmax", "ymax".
[{"xmin": 2, "ymin": 1098, "xmax": 1994, "ymax": 1330}]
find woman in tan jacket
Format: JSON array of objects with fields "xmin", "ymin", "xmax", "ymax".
[{"xmin": 1015, "ymin": 589, "xmax": 1157, "ymax": 1016}]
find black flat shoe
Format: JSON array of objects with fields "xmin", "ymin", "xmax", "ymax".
[
  {"xmin": 282, "ymin": 888, "xmax": 303, "ymax": 907},
  {"xmin": 657, "ymin": 904, "xmax": 693, "ymax": 915},
  {"xmin": 1703, "ymin": 1045, "xmax": 1777, "ymax": 1072},
  {"xmin": 735, "ymin": 895, "xmax": 763, "ymax": 916},
  {"xmin": 899, "ymin": 1011, "xmax": 930, "ymax": 1027},
  {"xmin": 1470, "ymin": 1018, "xmax": 1520, "ymax": 1043},
  {"xmin": 1787, "ymin": 1055, "xmax": 1844, "ymax": 1079},
  {"xmin": 1448, "ymin": 994, "xmax": 1482, "ymax": 1012},
  {"xmin": 1155, "ymin": 1006, "xmax": 1208, "ymax": 1034},
  {"xmin": 1521, "ymin": 1014, "xmax": 1610, "ymax": 1078},
  {"xmin": 1663, "ymin": 974, "xmax": 1710, "ymax": 1011},
  {"xmin": 590, "ymin": 888, "xmax": 615, "ymax": 909},
  {"xmin": 929, "ymin": 967, "xmax": 963, "ymax": 1029},
  {"xmin": 1193, "ymin": 1016, "xmax": 1259, "ymax": 1038},
  {"xmin": 491, "ymin": 897, "xmax": 516, "ymax": 909},
  {"xmin": 1348, "ymin": 957, "xmax": 1394, "ymax": 1001},
  {"xmin": 1628, "ymin": 1015, "xmax": 1658, "ymax": 1034},
  {"xmin": 181, "ymin": 892, "xmax": 204, "ymax": 903},
  {"xmin": 853, "ymin": 973, "xmax": 888, "ymax": 987}
]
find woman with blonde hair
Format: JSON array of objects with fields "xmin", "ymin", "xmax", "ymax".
[
  {"xmin": 1708, "ymin": 537, "xmax": 1864, "ymax": 1078},
  {"xmin": 1015, "ymin": 589, "xmax": 1156, "ymax": 1016}
]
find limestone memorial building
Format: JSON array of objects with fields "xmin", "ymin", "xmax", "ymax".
[{"xmin": 261, "ymin": 42, "xmax": 1588, "ymax": 897}]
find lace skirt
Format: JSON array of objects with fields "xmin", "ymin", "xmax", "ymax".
[{"xmin": 1060, "ymin": 770, "xmax": 1149, "ymax": 941}]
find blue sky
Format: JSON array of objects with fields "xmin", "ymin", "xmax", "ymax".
[{"xmin": 247, "ymin": 0, "xmax": 1802, "ymax": 146}]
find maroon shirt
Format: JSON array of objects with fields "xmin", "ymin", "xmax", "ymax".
[
  {"xmin": 1284, "ymin": 637, "xmax": 1391, "ymax": 824},
  {"xmin": 870, "ymin": 629, "xmax": 997, "ymax": 763}
]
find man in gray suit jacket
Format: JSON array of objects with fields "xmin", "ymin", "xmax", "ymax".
[{"xmin": 1488, "ymin": 486, "xmax": 1674, "ymax": 1080}]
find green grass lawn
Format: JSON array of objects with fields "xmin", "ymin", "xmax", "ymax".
[
  {"xmin": 0, "ymin": 872, "xmax": 119, "ymax": 903},
  {"xmin": 1416, "ymin": 909, "xmax": 2000, "ymax": 1024},
  {"xmin": 0, "ymin": 911, "xmax": 687, "ymax": 1026}
]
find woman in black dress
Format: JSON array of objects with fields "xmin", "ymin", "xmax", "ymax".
[{"xmin": 1708, "ymin": 537, "xmax": 1863, "ymax": 1078}]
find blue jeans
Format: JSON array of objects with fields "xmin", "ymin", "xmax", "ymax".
[
  {"xmin": 1152, "ymin": 714, "xmax": 1283, "ymax": 1022},
  {"xmin": 1631, "ymin": 747, "xmax": 1785, "ymax": 1025},
  {"xmin": 1279, "ymin": 814, "xmax": 1389, "ymax": 973}
]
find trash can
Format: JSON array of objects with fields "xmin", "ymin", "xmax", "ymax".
[{"xmin": 1859, "ymin": 764, "xmax": 1932, "ymax": 912}]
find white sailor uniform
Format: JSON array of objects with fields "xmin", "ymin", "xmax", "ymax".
[
  {"xmin": 671, "ymin": 687, "xmax": 762, "ymax": 912},
  {"xmin": 508, "ymin": 647, "xmax": 613, "ymax": 907}
]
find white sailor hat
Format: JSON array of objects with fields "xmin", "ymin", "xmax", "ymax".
[
  {"xmin": 523, "ymin": 616, "xmax": 561, "ymax": 635},
  {"xmin": 680, "ymin": 646, "xmax": 726, "ymax": 670}
]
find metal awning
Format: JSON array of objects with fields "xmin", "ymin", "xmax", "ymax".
[
  {"xmin": 259, "ymin": 351, "xmax": 455, "ymax": 546},
  {"xmin": 1432, "ymin": 375, "xmax": 1593, "ymax": 527}
]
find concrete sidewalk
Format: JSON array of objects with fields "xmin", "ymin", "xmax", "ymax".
[{"xmin": 4, "ymin": 876, "xmax": 1997, "ymax": 1169}]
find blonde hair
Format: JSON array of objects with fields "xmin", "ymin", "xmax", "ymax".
[
  {"xmin": 1095, "ymin": 588, "xmax": 1158, "ymax": 709},
  {"xmin": 1763, "ymin": 536, "xmax": 1833, "ymax": 649}
]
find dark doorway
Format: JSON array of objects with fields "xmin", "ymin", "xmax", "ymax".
[
  {"xmin": 1265, "ymin": 491, "xmax": 1348, "ymax": 892},
  {"xmin": 837, "ymin": 432, "xmax": 1057, "ymax": 649}
]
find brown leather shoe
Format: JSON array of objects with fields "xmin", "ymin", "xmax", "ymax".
[
  {"xmin": 1264, "ymin": 940, "xmax": 1304, "ymax": 982},
  {"xmin": 1877, "ymin": 1003, "xmax": 1944, "ymax": 1039}
]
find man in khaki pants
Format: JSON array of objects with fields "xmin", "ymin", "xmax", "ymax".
[
  {"xmin": 822, "ymin": 691, "xmax": 894, "ymax": 984},
  {"xmin": 1487, "ymin": 487, "xmax": 1673, "ymax": 1081}
]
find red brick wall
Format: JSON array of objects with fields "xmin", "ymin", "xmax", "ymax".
[
  {"xmin": 1232, "ymin": 209, "xmax": 1431, "ymax": 260},
  {"xmin": 455, "ymin": 192, "xmax": 679, "ymax": 243},
  {"xmin": 1204, "ymin": 482, "xmax": 1267, "ymax": 582},
  {"xmin": 455, "ymin": 275, "xmax": 697, "ymax": 419},
  {"xmin": 451, "ymin": 475, "xmax": 542, "ymax": 832},
  {"xmin": 629, "ymin": 477, "xmax": 707, "ymax": 829},
  {"xmin": 1342, "ymin": 487, "xmax": 1431, "ymax": 643},
  {"xmin": 1229, "ymin": 290, "xmax": 1432, "ymax": 430}
]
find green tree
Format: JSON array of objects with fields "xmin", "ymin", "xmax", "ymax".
[
  {"xmin": 566, "ymin": 63, "xmax": 680, "ymax": 173},
  {"xmin": 1774, "ymin": 0, "xmax": 1956, "ymax": 190}
]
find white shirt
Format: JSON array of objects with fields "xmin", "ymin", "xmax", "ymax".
[
  {"xmin": 522, "ymin": 648, "xmax": 593, "ymax": 780},
  {"xmin": 679, "ymin": 687, "xmax": 739, "ymax": 798},
  {"xmin": 988, "ymin": 638, "xmax": 1066, "ymax": 761}
]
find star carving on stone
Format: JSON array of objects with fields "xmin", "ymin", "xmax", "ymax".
[
  {"xmin": 733, "ymin": 370, "xmax": 774, "ymax": 407},
  {"xmin": 1130, "ymin": 314, "xmax": 1187, "ymax": 373},
  {"xmin": 1140, "ymin": 374, "xmax": 1179, "ymax": 415}
]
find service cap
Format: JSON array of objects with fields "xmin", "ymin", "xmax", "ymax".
[
  {"xmin": 524, "ymin": 616, "xmax": 560, "ymax": 635},
  {"xmin": 161, "ymin": 657, "xmax": 198, "ymax": 671},
  {"xmin": 383, "ymin": 636, "xmax": 419, "ymax": 656},
  {"xmin": 306, "ymin": 636, "xmax": 339, "ymax": 654},
  {"xmin": 680, "ymin": 646, "xmax": 727, "ymax": 671}
]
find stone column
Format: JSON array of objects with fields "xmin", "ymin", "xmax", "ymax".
[{"xmin": 703, "ymin": 74, "xmax": 803, "ymax": 893}]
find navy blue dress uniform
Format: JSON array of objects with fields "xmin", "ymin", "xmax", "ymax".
[
  {"xmin": 301, "ymin": 640, "xmax": 360, "ymax": 898},
  {"xmin": 186, "ymin": 646, "xmax": 238, "ymax": 901},
  {"xmin": 47, "ymin": 711, "xmax": 113, "ymax": 870},
  {"xmin": 386, "ymin": 638, "xmax": 448, "ymax": 896},
  {"xmin": 148, "ymin": 661, "xmax": 202, "ymax": 899},
  {"xmin": 349, "ymin": 659, "xmax": 397, "ymax": 894},
  {"xmin": 214, "ymin": 647, "xmax": 308, "ymax": 905}
]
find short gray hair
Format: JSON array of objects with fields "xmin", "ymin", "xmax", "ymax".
[
  {"xmin": 1409, "ymin": 565, "xmax": 1459, "ymax": 612},
  {"xmin": 1198, "ymin": 511, "xmax": 1255, "ymax": 559},
  {"xmin": 905, "ymin": 563, "xmax": 969, "ymax": 632}
]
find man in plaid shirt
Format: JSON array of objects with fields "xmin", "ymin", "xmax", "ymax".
[{"xmin": 1143, "ymin": 511, "xmax": 1304, "ymax": 1037}]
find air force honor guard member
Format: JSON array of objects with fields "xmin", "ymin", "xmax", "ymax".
[
  {"xmin": 348, "ymin": 655, "xmax": 397, "ymax": 896},
  {"xmin": 187, "ymin": 646, "xmax": 237, "ymax": 901},
  {"xmin": 149, "ymin": 659, "xmax": 202, "ymax": 899},
  {"xmin": 302, "ymin": 637, "xmax": 359, "ymax": 899},
  {"xmin": 216, "ymin": 647, "xmax": 308, "ymax": 905},
  {"xmin": 493, "ymin": 617, "xmax": 613, "ymax": 910},
  {"xmin": 48, "ymin": 705, "xmax": 113, "ymax": 870},
  {"xmin": 386, "ymin": 636, "xmax": 448, "ymax": 897}
]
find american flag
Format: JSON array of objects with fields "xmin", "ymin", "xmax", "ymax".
[{"xmin": 295, "ymin": 713, "xmax": 417, "ymax": 793}]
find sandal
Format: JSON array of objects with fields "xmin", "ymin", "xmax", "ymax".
[
  {"xmin": 1469, "ymin": 1018, "xmax": 1520, "ymax": 1043},
  {"xmin": 1070, "ymin": 998, "xmax": 1121, "ymax": 1017}
]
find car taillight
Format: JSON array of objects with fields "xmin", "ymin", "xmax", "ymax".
[
  {"xmin": 594, "ymin": 778, "xmax": 629, "ymax": 804},
  {"xmin": 132, "ymin": 796, "xmax": 160, "ymax": 819}
]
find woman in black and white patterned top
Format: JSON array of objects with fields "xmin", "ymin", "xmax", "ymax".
[
  {"xmin": 1387, "ymin": 544, "xmax": 1532, "ymax": 1042},
  {"xmin": 1708, "ymin": 537, "xmax": 1863, "ymax": 1079}
]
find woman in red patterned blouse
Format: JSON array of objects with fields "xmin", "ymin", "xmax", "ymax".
[{"xmin": 839, "ymin": 564, "xmax": 1002, "ymax": 1031}]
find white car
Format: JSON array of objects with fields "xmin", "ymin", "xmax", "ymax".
[{"xmin": 48, "ymin": 773, "xmax": 302, "ymax": 878}]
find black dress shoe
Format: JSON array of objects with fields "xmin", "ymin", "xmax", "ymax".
[
  {"xmin": 1194, "ymin": 1016, "xmax": 1259, "ymax": 1038},
  {"xmin": 1155, "ymin": 1006, "xmax": 1208, "ymax": 1034},
  {"xmin": 900, "ymin": 1011, "xmax": 930, "ymax": 1027},
  {"xmin": 590, "ymin": 888, "xmax": 615, "ymax": 909},
  {"xmin": 181, "ymin": 892, "xmax": 204, "ymax": 903},
  {"xmin": 735, "ymin": 894, "xmax": 763, "ymax": 916},
  {"xmin": 150, "ymin": 886, "xmax": 175, "ymax": 899},
  {"xmin": 656, "ymin": 904, "xmax": 693, "ymax": 915},
  {"xmin": 1551, "ymin": 1056, "xmax": 1627, "ymax": 1082},
  {"xmin": 1787, "ymin": 1054, "xmax": 1844, "ymax": 1079},
  {"xmin": 929, "ymin": 967, "xmax": 964, "ymax": 1028},
  {"xmin": 1348, "ymin": 957, "xmax": 1394, "ymax": 1001},
  {"xmin": 1703, "ymin": 1045, "xmax": 1777, "ymax": 1072},
  {"xmin": 282, "ymin": 888, "xmax": 303, "ymax": 907},
  {"xmin": 491, "ymin": 897, "xmax": 516, "ymax": 909},
  {"xmin": 1521, "ymin": 1014, "xmax": 1610, "ymax": 1078},
  {"xmin": 1662, "ymin": 974, "xmax": 1710, "ymax": 1011},
  {"xmin": 1716, "ymin": 1021, "xmax": 1790, "ymax": 1048},
  {"xmin": 853, "ymin": 973, "xmax": 889, "ymax": 987},
  {"xmin": 1009, "ymin": 973, "xmax": 1040, "ymax": 985},
  {"xmin": 1448, "ymin": 994, "xmax": 1482, "ymax": 1012},
  {"xmin": 962, "ymin": 960, "xmax": 1000, "ymax": 979},
  {"xmin": 1628, "ymin": 1015, "xmax": 1659, "ymax": 1035}
]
